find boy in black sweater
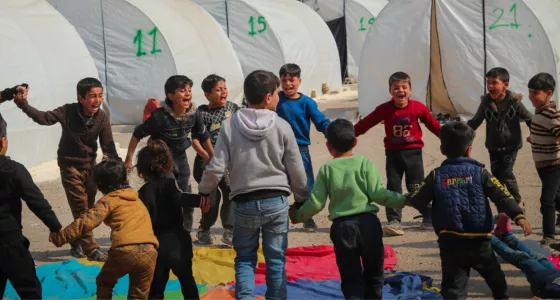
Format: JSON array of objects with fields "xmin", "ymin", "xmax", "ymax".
[{"xmin": 0, "ymin": 115, "xmax": 63, "ymax": 299}]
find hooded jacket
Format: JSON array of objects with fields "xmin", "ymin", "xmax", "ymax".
[{"xmin": 198, "ymin": 108, "xmax": 308, "ymax": 202}]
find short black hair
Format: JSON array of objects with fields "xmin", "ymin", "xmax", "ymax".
[
  {"xmin": 165, "ymin": 75, "xmax": 193, "ymax": 96},
  {"xmin": 94, "ymin": 159, "xmax": 129, "ymax": 194},
  {"xmin": 326, "ymin": 119, "xmax": 355, "ymax": 153},
  {"xmin": 0, "ymin": 115, "xmax": 6, "ymax": 139},
  {"xmin": 201, "ymin": 74, "xmax": 226, "ymax": 93},
  {"xmin": 243, "ymin": 70, "xmax": 280, "ymax": 106},
  {"xmin": 528, "ymin": 72, "xmax": 556, "ymax": 94},
  {"xmin": 77, "ymin": 77, "xmax": 103, "ymax": 99},
  {"xmin": 279, "ymin": 63, "xmax": 301, "ymax": 78},
  {"xmin": 440, "ymin": 121, "xmax": 476, "ymax": 158},
  {"xmin": 486, "ymin": 67, "xmax": 510, "ymax": 83},
  {"xmin": 388, "ymin": 72, "xmax": 411, "ymax": 88}
]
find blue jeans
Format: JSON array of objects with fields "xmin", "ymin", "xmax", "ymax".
[
  {"xmin": 300, "ymin": 151, "xmax": 314, "ymax": 193},
  {"xmin": 233, "ymin": 196, "xmax": 289, "ymax": 300},
  {"xmin": 491, "ymin": 234, "xmax": 556, "ymax": 278}
]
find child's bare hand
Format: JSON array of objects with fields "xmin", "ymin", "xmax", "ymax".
[
  {"xmin": 124, "ymin": 158, "xmax": 133, "ymax": 173},
  {"xmin": 200, "ymin": 195, "xmax": 212, "ymax": 213},
  {"xmin": 289, "ymin": 206, "xmax": 300, "ymax": 224},
  {"xmin": 49, "ymin": 232, "xmax": 65, "ymax": 247},
  {"xmin": 13, "ymin": 85, "xmax": 28, "ymax": 103},
  {"xmin": 517, "ymin": 219, "xmax": 532, "ymax": 236},
  {"xmin": 526, "ymin": 136, "xmax": 532, "ymax": 144}
]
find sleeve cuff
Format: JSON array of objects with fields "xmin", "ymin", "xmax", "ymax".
[{"xmin": 513, "ymin": 214, "xmax": 526, "ymax": 224}]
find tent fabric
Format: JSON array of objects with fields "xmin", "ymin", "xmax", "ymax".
[
  {"xmin": 0, "ymin": 0, "xmax": 99, "ymax": 169},
  {"xmin": 195, "ymin": 0, "xmax": 342, "ymax": 97},
  {"xmin": 47, "ymin": 0, "xmax": 244, "ymax": 126},
  {"xmin": 358, "ymin": 0, "xmax": 558, "ymax": 118},
  {"xmin": 326, "ymin": 16, "xmax": 348, "ymax": 81}
]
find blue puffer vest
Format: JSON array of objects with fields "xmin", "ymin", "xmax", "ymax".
[{"xmin": 432, "ymin": 157, "xmax": 493, "ymax": 238}]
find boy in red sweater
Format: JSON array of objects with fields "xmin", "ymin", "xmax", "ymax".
[{"xmin": 354, "ymin": 72, "xmax": 441, "ymax": 236}]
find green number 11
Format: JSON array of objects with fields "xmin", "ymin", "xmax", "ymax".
[{"xmin": 133, "ymin": 26, "xmax": 162, "ymax": 57}]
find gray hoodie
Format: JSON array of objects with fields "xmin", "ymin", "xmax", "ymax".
[{"xmin": 198, "ymin": 108, "xmax": 308, "ymax": 202}]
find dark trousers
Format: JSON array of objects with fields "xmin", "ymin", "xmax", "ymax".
[
  {"xmin": 193, "ymin": 156, "xmax": 233, "ymax": 230},
  {"xmin": 149, "ymin": 230, "xmax": 199, "ymax": 300},
  {"xmin": 537, "ymin": 165, "xmax": 560, "ymax": 238},
  {"xmin": 330, "ymin": 213, "xmax": 385, "ymax": 299},
  {"xmin": 489, "ymin": 151, "xmax": 521, "ymax": 203},
  {"xmin": 385, "ymin": 149, "xmax": 430, "ymax": 223},
  {"xmin": 439, "ymin": 238, "xmax": 508, "ymax": 299},
  {"xmin": 0, "ymin": 236, "xmax": 42, "ymax": 299},
  {"xmin": 174, "ymin": 154, "xmax": 194, "ymax": 232}
]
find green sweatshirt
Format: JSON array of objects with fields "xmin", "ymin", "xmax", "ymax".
[{"xmin": 295, "ymin": 155, "xmax": 405, "ymax": 222}]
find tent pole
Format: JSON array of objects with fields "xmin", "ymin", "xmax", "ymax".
[
  {"xmin": 482, "ymin": 0, "xmax": 487, "ymax": 93},
  {"xmin": 225, "ymin": 0, "xmax": 230, "ymax": 37},
  {"xmin": 100, "ymin": 0, "xmax": 112, "ymax": 119}
]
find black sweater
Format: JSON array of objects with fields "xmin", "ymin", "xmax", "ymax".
[
  {"xmin": 0, "ymin": 156, "xmax": 62, "ymax": 237},
  {"xmin": 138, "ymin": 173, "xmax": 201, "ymax": 235}
]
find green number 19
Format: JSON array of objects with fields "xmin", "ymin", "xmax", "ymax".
[{"xmin": 358, "ymin": 17, "xmax": 375, "ymax": 31}]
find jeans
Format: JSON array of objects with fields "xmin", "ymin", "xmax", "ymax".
[
  {"xmin": 536, "ymin": 165, "xmax": 560, "ymax": 238},
  {"xmin": 491, "ymin": 234, "xmax": 556, "ymax": 278},
  {"xmin": 300, "ymin": 150, "xmax": 315, "ymax": 194},
  {"xmin": 174, "ymin": 153, "xmax": 193, "ymax": 232},
  {"xmin": 233, "ymin": 196, "xmax": 289, "ymax": 300},
  {"xmin": 330, "ymin": 213, "xmax": 385, "ymax": 299},
  {"xmin": 489, "ymin": 151, "xmax": 521, "ymax": 203}
]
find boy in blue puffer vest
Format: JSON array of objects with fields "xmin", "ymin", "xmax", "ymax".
[{"xmin": 406, "ymin": 121, "xmax": 531, "ymax": 299}]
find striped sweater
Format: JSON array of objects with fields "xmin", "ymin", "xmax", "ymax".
[{"xmin": 530, "ymin": 101, "xmax": 560, "ymax": 168}]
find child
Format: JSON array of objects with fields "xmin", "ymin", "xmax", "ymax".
[
  {"xmin": 14, "ymin": 77, "xmax": 118, "ymax": 261},
  {"xmin": 289, "ymin": 118, "xmax": 406, "ymax": 299},
  {"xmin": 49, "ymin": 159, "xmax": 159, "ymax": 300},
  {"xmin": 407, "ymin": 121, "xmax": 531, "ymax": 299},
  {"xmin": 136, "ymin": 140, "xmax": 211, "ymax": 299},
  {"xmin": 198, "ymin": 70, "xmax": 308, "ymax": 299},
  {"xmin": 468, "ymin": 67, "xmax": 533, "ymax": 208},
  {"xmin": 527, "ymin": 72, "xmax": 559, "ymax": 245},
  {"xmin": 192, "ymin": 74, "xmax": 239, "ymax": 245},
  {"xmin": 276, "ymin": 63, "xmax": 331, "ymax": 232},
  {"xmin": 125, "ymin": 75, "xmax": 211, "ymax": 232},
  {"xmin": 492, "ymin": 214, "xmax": 560, "ymax": 299},
  {"xmin": 0, "ymin": 115, "xmax": 63, "ymax": 299},
  {"xmin": 354, "ymin": 71, "xmax": 440, "ymax": 236}
]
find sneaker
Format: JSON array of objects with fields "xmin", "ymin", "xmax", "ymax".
[
  {"xmin": 383, "ymin": 220, "xmax": 404, "ymax": 236},
  {"xmin": 196, "ymin": 230, "xmax": 214, "ymax": 245},
  {"xmin": 221, "ymin": 229, "xmax": 233, "ymax": 246},
  {"xmin": 87, "ymin": 249, "xmax": 108, "ymax": 262},
  {"xmin": 541, "ymin": 236, "xmax": 557, "ymax": 246},
  {"xmin": 303, "ymin": 219, "xmax": 318, "ymax": 232},
  {"xmin": 419, "ymin": 221, "xmax": 432, "ymax": 231},
  {"xmin": 70, "ymin": 245, "xmax": 85, "ymax": 258}
]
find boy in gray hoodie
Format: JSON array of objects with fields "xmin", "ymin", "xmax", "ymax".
[{"xmin": 198, "ymin": 70, "xmax": 308, "ymax": 299}]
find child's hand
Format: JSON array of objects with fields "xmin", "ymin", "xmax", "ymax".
[
  {"xmin": 124, "ymin": 157, "xmax": 133, "ymax": 173},
  {"xmin": 12, "ymin": 85, "xmax": 29, "ymax": 103},
  {"xmin": 200, "ymin": 195, "xmax": 212, "ymax": 213},
  {"xmin": 289, "ymin": 205, "xmax": 300, "ymax": 224},
  {"xmin": 517, "ymin": 219, "xmax": 532, "ymax": 236},
  {"xmin": 49, "ymin": 232, "xmax": 66, "ymax": 247},
  {"xmin": 526, "ymin": 136, "xmax": 532, "ymax": 144}
]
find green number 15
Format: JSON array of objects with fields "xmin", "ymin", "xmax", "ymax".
[{"xmin": 248, "ymin": 16, "xmax": 267, "ymax": 36}]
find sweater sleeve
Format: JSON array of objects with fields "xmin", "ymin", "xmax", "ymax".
[
  {"xmin": 482, "ymin": 169, "xmax": 525, "ymax": 223},
  {"xmin": 61, "ymin": 198, "xmax": 111, "ymax": 243},
  {"xmin": 366, "ymin": 159, "xmax": 405, "ymax": 208},
  {"xmin": 99, "ymin": 113, "xmax": 119, "ymax": 160},
  {"xmin": 354, "ymin": 105, "xmax": 383, "ymax": 137},
  {"xmin": 16, "ymin": 100, "xmax": 65, "ymax": 126},
  {"xmin": 133, "ymin": 114, "xmax": 156, "ymax": 140},
  {"xmin": 517, "ymin": 101, "xmax": 533, "ymax": 127},
  {"xmin": 407, "ymin": 171, "xmax": 435, "ymax": 213},
  {"xmin": 168, "ymin": 179, "xmax": 202, "ymax": 208},
  {"xmin": 191, "ymin": 109, "xmax": 210, "ymax": 141},
  {"xmin": 418, "ymin": 103, "xmax": 441, "ymax": 137},
  {"xmin": 16, "ymin": 164, "xmax": 62, "ymax": 232},
  {"xmin": 283, "ymin": 123, "xmax": 309, "ymax": 202},
  {"xmin": 467, "ymin": 100, "xmax": 485, "ymax": 130},
  {"xmin": 198, "ymin": 126, "xmax": 228, "ymax": 195},
  {"xmin": 295, "ymin": 165, "xmax": 327, "ymax": 222},
  {"xmin": 307, "ymin": 98, "xmax": 331, "ymax": 135}
]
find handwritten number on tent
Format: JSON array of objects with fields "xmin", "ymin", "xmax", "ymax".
[
  {"xmin": 359, "ymin": 17, "xmax": 375, "ymax": 32},
  {"xmin": 489, "ymin": 3, "xmax": 520, "ymax": 30},
  {"xmin": 248, "ymin": 16, "xmax": 267, "ymax": 36},
  {"xmin": 133, "ymin": 27, "xmax": 162, "ymax": 57}
]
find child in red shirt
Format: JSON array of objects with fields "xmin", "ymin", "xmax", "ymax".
[{"xmin": 354, "ymin": 72, "xmax": 441, "ymax": 236}]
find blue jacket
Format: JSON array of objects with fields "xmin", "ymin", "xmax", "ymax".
[
  {"xmin": 276, "ymin": 91, "xmax": 330, "ymax": 146},
  {"xmin": 408, "ymin": 157, "xmax": 524, "ymax": 239}
]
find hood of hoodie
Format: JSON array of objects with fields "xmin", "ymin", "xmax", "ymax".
[
  {"xmin": 233, "ymin": 108, "xmax": 276, "ymax": 141},
  {"xmin": 105, "ymin": 188, "xmax": 139, "ymax": 202}
]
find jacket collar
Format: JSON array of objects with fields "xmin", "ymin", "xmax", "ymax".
[{"xmin": 441, "ymin": 156, "xmax": 484, "ymax": 168}]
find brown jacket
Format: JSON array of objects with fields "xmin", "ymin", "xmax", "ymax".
[
  {"xmin": 16, "ymin": 101, "xmax": 118, "ymax": 170},
  {"xmin": 59, "ymin": 188, "xmax": 159, "ymax": 248}
]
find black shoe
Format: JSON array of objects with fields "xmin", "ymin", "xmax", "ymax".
[{"xmin": 70, "ymin": 245, "xmax": 85, "ymax": 258}]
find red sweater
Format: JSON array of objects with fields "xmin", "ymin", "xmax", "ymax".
[{"xmin": 355, "ymin": 100, "xmax": 441, "ymax": 150}]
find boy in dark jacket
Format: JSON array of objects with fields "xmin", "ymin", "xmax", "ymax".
[
  {"xmin": 407, "ymin": 121, "xmax": 531, "ymax": 299},
  {"xmin": 13, "ymin": 78, "xmax": 118, "ymax": 261},
  {"xmin": 468, "ymin": 67, "xmax": 533, "ymax": 208},
  {"xmin": 0, "ymin": 115, "xmax": 63, "ymax": 299}
]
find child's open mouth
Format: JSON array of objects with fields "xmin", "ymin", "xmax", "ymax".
[{"xmin": 182, "ymin": 98, "xmax": 191, "ymax": 105}]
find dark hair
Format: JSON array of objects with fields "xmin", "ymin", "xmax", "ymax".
[
  {"xmin": 486, "ymin": 67, "xmax": 510, "ymax": 83},
  {"xmin": 165, "ymin": 75, "xmax": 193, "ymax": 96},
  {"xmin": 201, "ymin": 74, "xmax": 226, "ymax": 93},
  {"xmin": 279, "ymin": 63, "xmax": 301, "ymax": 78},
  {"xmin": 77, "ymin": 77, "xmax": 103, "ymax": 100},
  {"xmin": 243, "ymin": 70, "xmax": 280, "ymax": 105},
  {"xmin": 440, "ymin": 122, "xmax": 476, "ymax": 158},
  {"xmin": 136, "ymin": 139, "xmax": 174, "ymax": 181},
  {"xmin": 94, "ymin": 159, "xmax": 129, "ymax": 194},
  {"xmin": 326, "ymin": 119, "xmax": 355, "ymax": 153},
  {"xmin": 388, "ymin": 72, "xmax": 411, "ymax": 88},
  {"xmin": 0, "ymin": 115, "xmax": 6, "ymax": 139},
  {"xmin": 528, "ymin": 72, "xmax": 556, "ymax": 94}
]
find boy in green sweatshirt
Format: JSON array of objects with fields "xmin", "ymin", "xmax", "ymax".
[{"xmin": 289, "ymin": 118, "xmax": 405, "ymax": 300}]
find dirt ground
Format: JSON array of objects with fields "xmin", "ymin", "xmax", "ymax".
[{"xmin": 22, "ymin": 98, "xmax": 538, "ymax": 299}]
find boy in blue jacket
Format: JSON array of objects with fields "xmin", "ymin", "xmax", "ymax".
[{"xmin": 276, "ymin": 63, "xmax": 330, "ymax": 232}]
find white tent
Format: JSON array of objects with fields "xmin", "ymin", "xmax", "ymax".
[
  {"xmin": 48, "ymin": 0, "xmax": 245, "ymax": 125},
  {"xmin": 358, "ymin": 0, "xmax": 558, "ymax": 118},
  {"xmin": 195, "ymin": 0, "xmax": 342, "ymax": 96},
  {"xmin": 0, "ymin": 0, "xmax": 99, "ymax": 168}
]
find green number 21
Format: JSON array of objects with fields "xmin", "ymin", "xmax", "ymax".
[
  {"xmin": 133, "ymin": 27, "xmax": 162, "ymax": 57},
  {"xmin": 358, "ymin": 17, "xmax": 375, "ymax": 31},
  {"xmin": 248, "ymin": 16, "xmax": 267, "ymax": 36},
  {"xmin": 489, "ymin": 3, "xmax": 520, "ymax": 30}
]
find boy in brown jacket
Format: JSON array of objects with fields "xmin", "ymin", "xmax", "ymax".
[
  {"xmin": 50, "ymin": 159, "xmax": 159, "ymax": 300},
  {"xmin": 13, "ymin": 78, "xmax": 119, "ymax": 261}
]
